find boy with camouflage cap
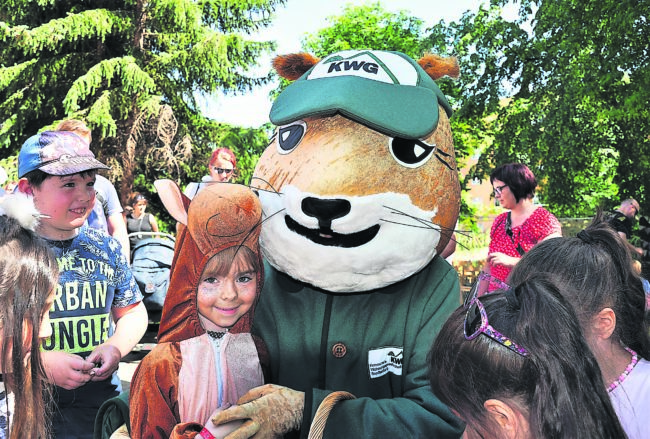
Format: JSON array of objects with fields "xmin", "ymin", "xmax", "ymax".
[{"xmin": 17, "ymin": 130, "xmax": 147, "ymax": 438}]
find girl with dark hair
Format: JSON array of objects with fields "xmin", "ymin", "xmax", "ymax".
[
  {"xmin": 483, "ymin": 163, "xmax": 561, "ymax": 287},
  {"xmin": 0, "ymin": 193, "xmax": 58, "ymax": 439},
  {"xmin": 428, "ymin": 273, "xmax": 627, "ymax": 439},
  {"xmin": 126, "ymin": 192, "xmax": 159, "ymax": 250},
  {"xmin": 509, "ymin": 214, "xmax": 650, "ymax": 438}
]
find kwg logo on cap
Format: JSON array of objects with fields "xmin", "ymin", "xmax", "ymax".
[{"xmin": 306, "ymin": 50, "xmax": 419, "ymax": 86}]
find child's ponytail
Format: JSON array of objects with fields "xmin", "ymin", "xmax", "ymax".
[{"xmin": 512, "ymin": 274, "xmax": 626, "ymax": 438}]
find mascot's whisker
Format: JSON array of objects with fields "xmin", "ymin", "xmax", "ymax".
[
  {"xmin": 259, "ymin": 205, "xmax": 287, "ymax": 224},
  {"xmin": 434, "ymin": 150, "xmax": 455, "ymax": 171},
  {"xmin": 231, "ymin": 216, "xmax": 271, "ymax": 263},
  {"xmin": 382, "ymin": 205, "xmax": 471, "ymax": 250},
  {"xmin": 383, "ymin": 205, "xmax": 438, "ymax": 230},
  {"xmin": 249, "ymin": 176, "xmax": 283, "ymax": 197},
  {"xmin": 380, "ymin": 219, "xmax": 437, "ymax": 230}
]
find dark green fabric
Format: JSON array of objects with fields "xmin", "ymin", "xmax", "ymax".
[
  {"xmin": 93, "ymin": 390, "xmax": 130, "ymax": 439},
  {"xmin": 253, "ymin": 256, "xmax": 464, "ymax": 439}
]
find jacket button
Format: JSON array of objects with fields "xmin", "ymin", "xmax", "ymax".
[{"xmin": 332, "ymin": 342, "xmax": 347, "ymax": 358}]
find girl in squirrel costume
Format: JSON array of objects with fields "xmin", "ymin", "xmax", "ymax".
[{"xmin": 129, "ymin": 181, "xmax": 268, "ymax": 439}]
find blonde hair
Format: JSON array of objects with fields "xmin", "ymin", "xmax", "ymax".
[{"xmin": 55, "ymin": 119, "xmax": 91, "ymax": 143}]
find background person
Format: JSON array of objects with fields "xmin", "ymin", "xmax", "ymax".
[
  {"xmin": 184, "ymin": 147, "xmax": 237, "ymax": 199},
  {"xmin": 608, "ymin": 198, "xmax": 644, "ymax": 258},
  {"xmin": 484, "ymin": 163, "xmax": 561, "ymax": 286},
  {"xmin": 509, "ymin": 216, "xmax": 650, "ymax": 439},
  {"xmin": 3, "ymin": 180, "xmax": 17, "ymax": 194},
  {"xmin": 55, "ymin": 119, "xmax": 130, "ymax": 259},
  {"xmin": 0, "ymin": 193, "xmax": 59, "ymax": 439},
  {"xmin": 126, "ymin": 193, "xmax": 159, "ymax": 251},
  {"xmin": 428, "ymin": 273, "xmax": 627, "ymax": 439}
]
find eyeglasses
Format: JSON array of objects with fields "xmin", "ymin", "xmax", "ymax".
[
  {"xmin": 463, "ymin": 272, "xmax": 509, "ymax": 307},
  {"xmin": 213, "ymin": 167, "xmax": 233, "ymax": 175},
  {"xmin": 463, "ymin": 274, "xmax": 529, "ymax": 357},
  {"xmin": 493, "ymin": 184, "xmax": 508, "ymax": 196}
]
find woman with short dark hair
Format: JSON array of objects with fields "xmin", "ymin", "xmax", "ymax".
[
  {"xmin": 483, "ymin": 163, "xmax": 561, "ymax": 288},
  {"xmin": 126, "ymin": 193, "xmax": 159, "ymax": 250}
]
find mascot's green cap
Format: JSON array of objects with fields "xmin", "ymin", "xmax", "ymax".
[{"xmin": 270, "ymin": 50, "xmax": 453, "ymax": 140}]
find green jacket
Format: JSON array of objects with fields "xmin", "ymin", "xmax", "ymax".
[{"xmin": 253, "ymin": 256, "xmax": 464, "ymax": 438}]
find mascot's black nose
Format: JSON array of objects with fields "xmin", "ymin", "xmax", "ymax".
[{"xmin": 302, "ymin": 197, "xmax": 351, "ymax": 230}]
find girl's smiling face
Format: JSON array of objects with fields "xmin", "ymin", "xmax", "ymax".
[{"xmin": 197, "ymin": 251, "xmax": 257, "ymax": 331}]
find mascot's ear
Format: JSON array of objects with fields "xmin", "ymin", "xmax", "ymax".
[
  {"xmin": 154, "ymin": 179, "xmax": 190, "ymax": 225},
  {"xmin": 273, "ymin": 53, "xmax": 321, "ymax": 81},
  {"xmin": 418, "ymin": 54, "xmax": 460, "ymax": 80}
]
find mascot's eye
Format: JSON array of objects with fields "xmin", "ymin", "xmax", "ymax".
[
  {"xmin": 277, "ymin": 121, "xmax": 306, "ymax": 154},
  {"xmin": 389, "ymin": 137, "xmax": 436, "ymax": 168}
]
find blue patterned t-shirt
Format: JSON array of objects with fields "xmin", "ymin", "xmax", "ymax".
[
  {"xmin": 0, "ymin": 383, "xmax": 12, "ymax": 439},
  {"xmin": 42, "ymin": 226, "xmax": 142, "ymax": 356}
]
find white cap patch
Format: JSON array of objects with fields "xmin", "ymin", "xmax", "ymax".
[{"xmin": 307, "ymin": 50, "xmax": 419, "ymax": 86}]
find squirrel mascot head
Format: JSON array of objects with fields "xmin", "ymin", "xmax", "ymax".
[{"xmin": 253, "ymin": 49, "xmax": 460, "ymax": 292}]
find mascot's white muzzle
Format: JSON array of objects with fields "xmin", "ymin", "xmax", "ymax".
[{"xmin": 258, "ymin": 185, "xmax": 441, "ymax": 292}]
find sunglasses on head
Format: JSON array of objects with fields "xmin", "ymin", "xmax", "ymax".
[
  {"xmin": 463, "ymin": 274, "xmax": 529, "ymax": 357},
  {"xmin": 213, "ymin": 167, "xmax": 233, "ymax": 175}
]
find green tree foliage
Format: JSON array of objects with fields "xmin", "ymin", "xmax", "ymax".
[
  {"xmin": 425, "ymin": 0, "xmax": 650, "ymax": 217},
  {"xmin": 301, "ymin": 2, "xmax": 424, "ymax": 58},
  {"xmin": 0, "ymin": 0, "xmax": 284, "ymax": 205}
]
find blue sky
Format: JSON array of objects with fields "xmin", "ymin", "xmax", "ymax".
[{"xmin": 204, "ymin": 0, "xmax": 490, "ymax": 127}]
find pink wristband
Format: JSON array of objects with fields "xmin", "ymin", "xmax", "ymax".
[{"xmin": 199, "ymin": 428, "xmax": 216, "ymax": 439}]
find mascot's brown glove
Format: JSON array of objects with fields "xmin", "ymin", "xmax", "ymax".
[{"xmin": 212, "ymin": 384, "xmax": 305, "ymax": 439}]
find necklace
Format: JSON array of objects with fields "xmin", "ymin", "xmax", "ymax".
[
  {"xmin": 206, "ymin": 330, "xmax": 228, "ymax": 340},
  {"xmin": 44, "ymin": 237, "xmax": 75, "ymax": 251},
  {"xmin": 607, "ymin": 347, "xmax": 638, "ymax": 392}
]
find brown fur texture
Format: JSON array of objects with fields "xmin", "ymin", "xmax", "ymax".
[
  {"xmin": 418, "ymin": 54, "xmax": 460, "ymax": 80},
  {"xmin": 273, "ymin": 53, "xmax": 321, "ymax": 81}
]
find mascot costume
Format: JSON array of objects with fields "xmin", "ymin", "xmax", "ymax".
[{"xmin": 212, "ymin": 49, "xmax": 463, "ymax": 438}]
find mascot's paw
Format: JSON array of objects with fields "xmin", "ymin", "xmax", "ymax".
[{"xmin": 212, "ymin": 384, "xmax": 304, "ymax": 439}]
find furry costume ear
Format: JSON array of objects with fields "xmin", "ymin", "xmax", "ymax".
[
  {"xmin": 418, "ymin": 54, "xmax": 460, "ymax": 80},
  {"xmin": 273, "ymin": 53, "xmax": 321, "ymax": 81},
  {"xmin": 154, "ymin": 179, "xmax": 190, "ymax": 225},
  {"xmin": 0, "ymin": 192, "xmax": 42, "ymax": 231}
]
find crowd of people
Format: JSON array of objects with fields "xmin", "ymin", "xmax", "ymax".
[{"xmin": 0, "ymin": 118, "xmax": 648, "ymax": 439}]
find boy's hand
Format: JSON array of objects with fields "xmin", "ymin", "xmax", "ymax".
[
  {"xmin": 86, "ymin": 344, "xmax": 122, "ymax": 381},
  {"xmin": 211, "ymin": 384, "xmax": 304, "ymax": 439},
  {"xmin": 42, "ymin": 351, "xmax": 95, "ymax": 390}
]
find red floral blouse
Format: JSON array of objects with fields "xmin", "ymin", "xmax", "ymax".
[{"xmin": 488, "ymin": 207, "xmax": 561, "ymax": 284}]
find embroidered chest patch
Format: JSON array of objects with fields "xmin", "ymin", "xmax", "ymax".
[{"xmin": 368, "ymin": 346, "xmax": 403, "ymax": 378}]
